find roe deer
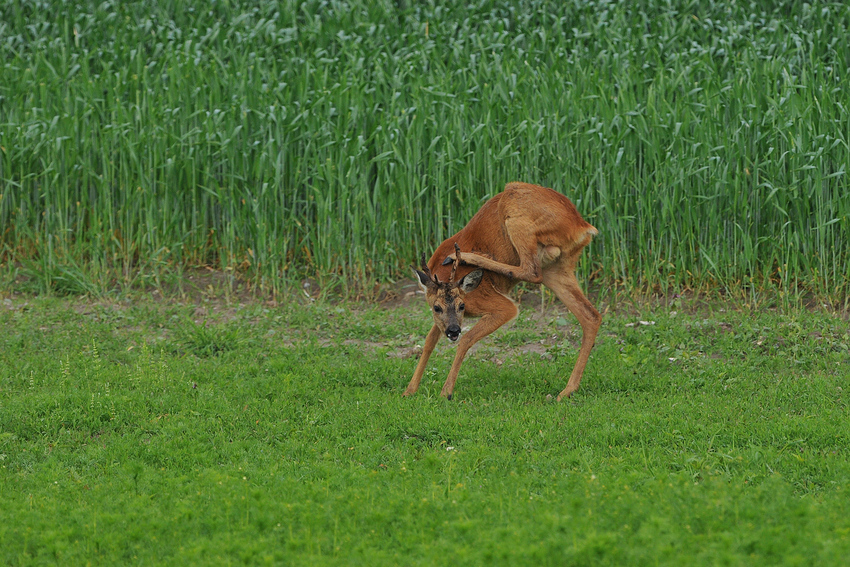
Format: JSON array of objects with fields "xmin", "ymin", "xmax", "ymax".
[{"xmin": 404, "ymin": 181, "xmax": 601, "ymax": 401}]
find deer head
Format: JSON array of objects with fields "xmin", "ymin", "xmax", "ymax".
[{"xmin": 412, "ymin": 244, "xmax": 483, "ymax": 342}]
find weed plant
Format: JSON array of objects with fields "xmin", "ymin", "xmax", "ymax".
[{"xmin": 1, "ymin": 1, "xmax": 849, "ymax": 299}]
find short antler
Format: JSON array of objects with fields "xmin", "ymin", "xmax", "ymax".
[
  {"xmin": 448, "ymin": 243, "xmax": 462, "ymax": 284},
  {"xmin": 419, "ymin": 252, "xmax": 440, "ymax": 285}
]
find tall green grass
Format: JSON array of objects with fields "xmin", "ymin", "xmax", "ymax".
[{"xmin": 1, "ymin": 0, "xmax": 849, "ymax": 299}]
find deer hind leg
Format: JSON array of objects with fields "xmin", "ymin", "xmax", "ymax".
[
  {"xmin": 445, "ymin": 216, "xmax": 546, "ymax": 283},
  {"xmin": 440, "ymin": 293, "xmax": 518, "ymax": 400},
  {"xmin": 542, "ymin": 258, "xmax": 601, "ymax": 401},
  {"xmin": 403, "ymin": 324, "xmax": 441, "ymax": 396}
]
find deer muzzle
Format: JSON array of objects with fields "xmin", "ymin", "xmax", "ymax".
[{"xmin": 445, "ymin": 324, "xmax": 461, "ymax": 342}]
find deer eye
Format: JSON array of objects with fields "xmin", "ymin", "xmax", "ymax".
[
  {"xmin": 458, "ymin": 303, "xmax": 465, "ymax": 311},
  {"xmin": 433, "ymin": 305, "xmax": 443, "ymax": 314}
]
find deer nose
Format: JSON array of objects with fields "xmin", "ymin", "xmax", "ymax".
[{"xmin": 445, "ymin": 324, "xmax": 461, "ymax": 342}]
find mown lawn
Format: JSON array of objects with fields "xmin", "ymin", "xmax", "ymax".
[{"xmin": 1, "ymin": 292, "xmax": 848, "ymax": 565}]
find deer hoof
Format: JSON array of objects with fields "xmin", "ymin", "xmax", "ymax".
[
  {"xmin": 556, "ymin": 390, "xmax": 576, "ymax": 402},
  {"xmin": 441, "ymin": 255, "xmax": 454, "ymax": 266}
]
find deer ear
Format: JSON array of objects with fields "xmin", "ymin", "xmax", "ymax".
[
  {"xmin": 412, "ymin": 268, "xmax": 433, "ymax": 292},
  {"xmin": 458, "ymin": 269, "xmax": 483, "ymax": 293}
]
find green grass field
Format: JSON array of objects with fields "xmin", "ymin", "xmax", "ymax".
[
  {"xmin": 2, "ymin": 0, "xmax": 850, "ymax": 299},
  {"xmin": 1, "ymin": 292, "xmax": 848, "ymax": 564}
]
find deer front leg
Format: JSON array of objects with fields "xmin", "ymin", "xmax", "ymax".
[
  {"xmin": 440, "ymin": 298, "xmax": 518, "ymax": 400},
  {"xmin": 403, "ymin": 324, "xmax": 441, "ymax": 396}
]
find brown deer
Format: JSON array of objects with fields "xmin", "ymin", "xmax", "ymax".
[{"xmin": 404, "ymin": 181, "xmax": 601, "ymax": 401}]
